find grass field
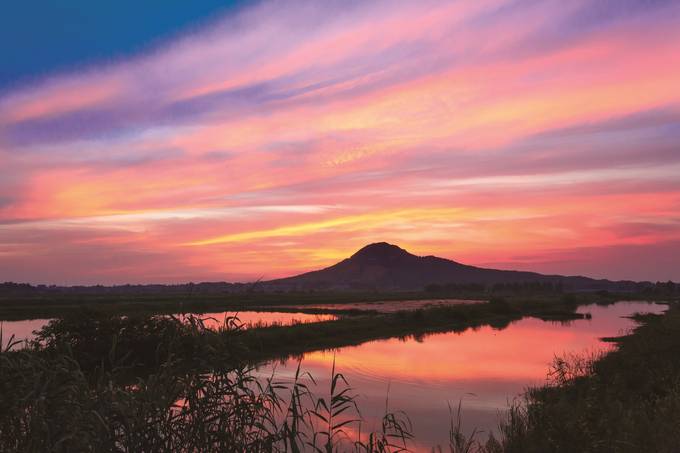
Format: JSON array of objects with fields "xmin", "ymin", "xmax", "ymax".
[{"xmin": 0, "ymin": 284, "xmax": 663, "ymax": 321}]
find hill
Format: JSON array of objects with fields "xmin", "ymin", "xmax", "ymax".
[{"xmin": 264, "ymin": 242, "xmax": 641, "ymax": 292}]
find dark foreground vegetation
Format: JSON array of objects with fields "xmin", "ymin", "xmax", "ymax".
[
  {"xmin": 0, "ymin": 297, "xmax": 678, "ymax": 452},
  {"xmin": 498, "ymin": 303, "xmax": 680, "ymax": 453}
]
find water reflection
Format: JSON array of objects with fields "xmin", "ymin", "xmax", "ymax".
[
  {"xmin": 257, "ymin": 301, "xmax": 667, "ymax": 451},
  {"xmin": 0, "ymin": 311, "xmax": 337, "ymax": 346},
  {"xmin": 197, "ymin": 311, "xmax": 336, "ymax": 329},
  {"xmin": 279, "ymin": 298, "xmax": 484, "ymax": 313},
  {"xmin": 0, "ymin": 318, "xmax": 49, "ymax": 344}
]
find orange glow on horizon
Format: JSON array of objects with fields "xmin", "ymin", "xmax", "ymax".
[{"xmin": 1, "ymin": 0, "xmax": 680, "ymax": 284}]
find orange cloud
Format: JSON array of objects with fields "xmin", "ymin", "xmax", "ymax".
[{"xmin": 1, "ymin": 0, "xmax": 680, "ymax": 283}]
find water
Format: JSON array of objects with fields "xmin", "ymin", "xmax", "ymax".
[
  {"xmin": 278, "ymin": 298, "xmax": 484, "ymax": 313},
  {"xmin": 0, "ymin": 301, "xmax": 666, "ymax": 450},
  {"xmin": 256, "ymin": 301, "xmax": 667, "ymax": 451},
  {"xmin": 0, "ymin": 318, "xmax": 49, "ymax": 344},
  {"xmin": 0, "ymin": 310, "xmax": 337, "ymax": 345},
  {"xmin": 196, "ymin": 311, "xmax": 336, "ymax": 329}
]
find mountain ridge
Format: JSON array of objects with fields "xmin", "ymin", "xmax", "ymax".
[{"xmin": 265, "ymin": 242, "xmax": 640, "ymax": 292}]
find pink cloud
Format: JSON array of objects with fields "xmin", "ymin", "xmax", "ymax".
[{"xmin": 1, "ymin": 0, "xmax": 680, "ymax": 283}]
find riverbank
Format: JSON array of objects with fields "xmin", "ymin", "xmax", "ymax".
[
  {"xmin": 237, "ymin": 296, "xmax": 591, "ymax": 364},
  {"xmin": 19, "ymin": 296, "xmax": 592, "ymax": 375},
  {"xmin": 495, "ymin": 301, "xmax": 680, "ymax": 453}
]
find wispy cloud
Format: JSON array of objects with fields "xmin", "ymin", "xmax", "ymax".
[{"xmin": 1, "ymin": 0, "xmax": 679, "ymax": 283}]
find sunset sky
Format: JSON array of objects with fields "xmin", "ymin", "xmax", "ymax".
[{"xmin": 1, "ymin": 0, "xmax": 679, "ymax": 284}]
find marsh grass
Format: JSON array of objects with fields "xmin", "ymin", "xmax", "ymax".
[
  {"xmin": 1, "ymin": 302, "xmax": 678, "ymax": 452},
  {"xmin": 0, "ymin": 314, "xmax": 428, "ymax": 452},
  {"xmin": 498, "ymin": 304, "xmax": 680, "ymax": 453}
]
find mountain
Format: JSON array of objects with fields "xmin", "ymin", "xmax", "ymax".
[{"xmin": 264, "ymin": 242, "xmax": 640, "ymax": 292}]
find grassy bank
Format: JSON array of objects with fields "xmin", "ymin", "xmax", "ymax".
[
  {"xmin": 237, "ymin": 297, "xmax": 591, "ymax": 363},
  {"xmin": 0, "ymin": 330, "xmax": 415, "ymax": 452},
  {"xmin": 18, "ymin": 297, "xmax": 591, "ymax": 375},
  {"xmin": 495, "ymin": 302, "xmax": 680, "ymax": 453}
]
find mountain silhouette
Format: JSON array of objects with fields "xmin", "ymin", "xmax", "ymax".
[{"xmin": 266, "ymin": 242, "xmax": 637, "ymax": 291}]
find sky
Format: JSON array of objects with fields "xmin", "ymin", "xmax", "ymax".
[{"xmin": 1, "ymin": 0, "xmax": 679, "ymax": 285}]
